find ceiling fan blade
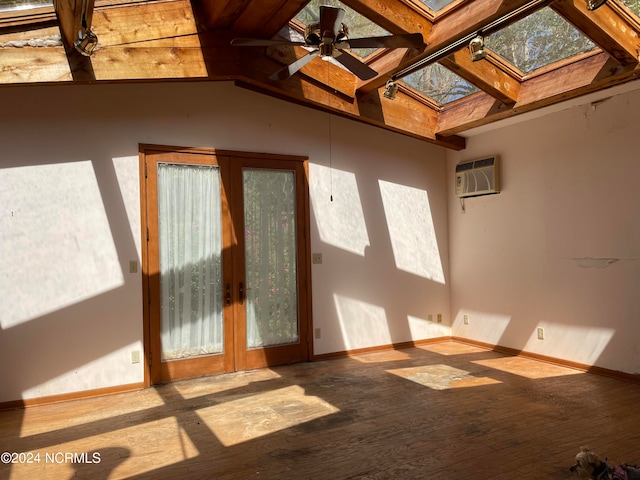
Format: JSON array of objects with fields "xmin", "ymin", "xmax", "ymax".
[
  {"xmin": 336, "ymin": 33, "xmax": 425, "ymax": 50},
  {"xmin": 231, "ymin": 38, "xmax": 305, "ymax": 47},
  {"xmin": 270, "ymin": 50, "xmax": 319, "ymax": 81},
  {"xmin": 334, "ymin": 50, "xmax": 378, "ymax": 80},
  {"xmin": 319, "ymin": 5, "xmax": 345, "ymax": 40}
]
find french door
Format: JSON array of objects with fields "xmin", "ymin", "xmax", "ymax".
[{"xmin": 141, "ymin": 147, "xmax": 311, "ymax": 384}]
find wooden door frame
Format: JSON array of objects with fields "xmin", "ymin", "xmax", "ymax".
[{"xmin": 139, "ymin": 144, "xmax": 313, "ymax": 387}]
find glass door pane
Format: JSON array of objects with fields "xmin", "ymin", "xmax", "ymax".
[
  {"xmin": 157, "ymin": 163, "xmax": 224, "ymax": 360},
  {"xmin": 243, "ymin": 169, "xmax": 299, "ymax": 349}
]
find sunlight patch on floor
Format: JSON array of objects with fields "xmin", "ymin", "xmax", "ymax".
[
  {"xmin": 166, "ymin": 368, "xmax": 283, "ymax": 400},
  {"xmin": 388, "ymin": 364, "xmax": 501, "ymax": 390},
  {"xmin": 12, "ymin": 416, "xmax": 200, "ymax": 479},
  {"xmin": 20, "ymin": 387, "xmax": 167, "ymax": 438},
  {"xmin": 198, "ymin": 385, "xmax": 339, "ymax": 446},
  {"xmin": 472, "ymin": 356, "xmax": 585, "ymax": 379},
  {"xmin": 419, "ymin": 342, "xmax": 488, "ymax": 356}
]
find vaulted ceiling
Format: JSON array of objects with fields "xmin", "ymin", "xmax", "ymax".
[{"xmin": 2, "ymin": 0, "xmax": 640, "ymax": 150}]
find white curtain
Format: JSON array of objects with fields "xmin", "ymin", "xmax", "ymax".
[
  {"xmin": 243, "ymin": 169, "xmax": 299, "ymax": 349},
  {"xmin": 158, "ymin": 163, "xmax": 224, "ymax": 360}
]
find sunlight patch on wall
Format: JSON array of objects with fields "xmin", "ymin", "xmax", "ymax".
[
  {"xmin": 0, "ymin": 161, "xmax": 123, "ymax": 329},
  {"xmin": 526, "ymin": 324, "xmax": 615, "ymax": 366},
  {"xmin": 309, "ymin": 163, "xmax": 370, "ymax": 255},
  {"xmin": 378, "ymin": 180, "xmax": 445, "ymax": 283},
  {"xmin": 334, "ymin": 294, "xmax": 391, "ymax": 350},
  {"xmin": 388, "ymin": 364, "xmax": 501, "ymax": 390},
  {"xmin": 472, "ymin": 356, "xmax": 584, "ymax": 379},
  {"xmin": 199, "ymin": 385, "xmax": 339, "ymax": 446},
  {"xmin": 408, "ymin": 315, "xmax": 450, "ymax": 338},
  {"xmin": 452, "ymin": 311, "xmax": 512, "ymax": 344}
]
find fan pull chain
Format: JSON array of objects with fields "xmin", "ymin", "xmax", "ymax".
[{"xmin": 327, "ymin": 60, "xmax": 334, "ymax": 202}]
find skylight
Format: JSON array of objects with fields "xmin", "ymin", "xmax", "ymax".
[
  {"xmin": 0, "ymin": 0, "xmax": 51, "ymax": 12},
  {"xmin": 620, "ymin": 0, "xmax": 640, "ymax": 16},
  {"xmin": 401, "ymin": 63, "xmax": 480, "ymax": 105},
  {"xmin": 486, "ymin": 7, "xmax": 597, "ymax": 74},
  {"xmin": 294, "ymin": 0, "xmax": 389, "ymax": 58},
  {"xmin": 411, "ymin": 0, "xmax": 459, "ymax": 13}
]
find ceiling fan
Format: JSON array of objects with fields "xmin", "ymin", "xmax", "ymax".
[{"xmin": 231, "ymin": 5, "xmax": 424, "ymax": 81}]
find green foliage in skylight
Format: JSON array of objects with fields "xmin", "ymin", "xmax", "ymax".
[
  {"xmin": 486, "ymin": 8, "xmax": 597, "ymax": 73},
  {"xmin": 402, "ymin": 63, "xmax": 479, "ymax": 105},
  {"xmin": 620, "ymin": 0, "xmax": 640, "ymax": 16}
]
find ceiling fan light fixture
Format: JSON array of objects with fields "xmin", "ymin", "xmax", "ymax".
[
  {"xmin": 305, "ymin": 30, "xmax": 321, "ymax": 46},
  {"xmin": 586, "ymin": 0, "xmax": 607, "ymax": 10},
  {"xmin": 383, "ymin": 79, "xmax": 399, "ymax": 100},
  {"xmin": 469, "ymin": 32, "xmax": 487, "ymax": 62}
]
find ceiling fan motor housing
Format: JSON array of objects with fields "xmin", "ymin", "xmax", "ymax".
[{"xmin": 304, "ymin": 23, "xmax": 348, "ymax": 46}]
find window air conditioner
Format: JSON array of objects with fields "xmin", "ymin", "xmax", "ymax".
[{"xmin": 455, "ymin": 156, "xmax": 500, "ymax": 198}]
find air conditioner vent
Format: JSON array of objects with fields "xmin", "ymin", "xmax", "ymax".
[{"xmin": 455, "ymin": 156, "xmax": 500, "ymax": 198}]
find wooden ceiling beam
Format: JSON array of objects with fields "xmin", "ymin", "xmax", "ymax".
[
  {"xmin": 436, "ymin": 50, "xmax": 640, "ymax": 135},
  {"xmin": 0, "ymin": 46, "xmax": 71, "ymax": 83},
  {"xmin": 551, "ymin": 0, "xmax": 640, "ymax": 66},
  {"xmin": 0, "ymin": 1, "xmax": 238, "ymax": 83},
  {"xmin": 95, "ymin": 0, "xmax": 199, "ymax": 47},
  {"xmin": 232, "ymin": 0, "xmax": 308, "ymax": 37},
  {"xmin": 358, "ymin": 89, "xmax": 465, "ymax": 148},
  {"xmin": 194, "ymin": 0, "xmax": 251, "ymax": 31},
  {"xmin": 54, "ymin": 0, "xmax": 95, "ymax": 50},
  {"xmin": 358, "ymin": 0, "xmax": 551, "ymax": 94},
  {"xmin": 439, "ymin": 50, "xmax": 520, "ymax": 104},
  {"xmin": 341, "ymin": 0, "xmax": 432, "ymax": 35},
  {"xmin": 195, "ymin": 0, "xmax": 307, "ymax": 37},
  {"xmin": 237, "ymin": 48, "xmax": 465, "ymax": 149}
]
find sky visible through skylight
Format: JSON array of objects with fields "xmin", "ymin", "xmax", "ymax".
[
  {"xmin": 0, "ymin": 0, "xmax": 51, "ymax": 12},
  {"xmin": 400, "ymin": 6, "xmax": 599, "ymax": 105}
]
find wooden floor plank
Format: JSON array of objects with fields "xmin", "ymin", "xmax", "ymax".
[{"xmin": 1, "ymin": 341, "xmax": 639, "ymax": 479}]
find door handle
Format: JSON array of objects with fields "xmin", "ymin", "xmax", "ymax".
[
  {"xmin": 239, "ymin": 282, "xmax": 244, "ymax": 305},
  {"xmin": 225, "ymin": 283, "xmax": 231, "ymax": 306}
]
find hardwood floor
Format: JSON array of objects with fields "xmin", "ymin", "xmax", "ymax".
[{"xmin": 1, "ymin": 341, "xmax": 639, "ymax": 479}]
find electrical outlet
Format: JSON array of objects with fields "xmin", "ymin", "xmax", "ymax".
[
  {"xmin": 131, "ymin": 350, "xmax": 140, "ymax": 364},
  {"xmin": 463, "ymin": 314, "xmax": 469, "ymax": 325},
  {"xmin": 537, "ymin": 327, "xmax": 545, "ymax": 340},
  {"xmin": 312, "ymin": 253, "xmax": 323, "ymax": 264},
  {"xmin": 428, "ymin": 314, "xmax": 433, "ymax": 323},
  {"xmin": 437, "ymin": 313, "xmax": 442, "ymax": 323}
]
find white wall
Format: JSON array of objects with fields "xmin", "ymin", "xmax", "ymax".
[
  {"xmin": 0, "ymin": 81, "xmax": 450, "ymax": 403},
  {"xmin": 447, "ymin": 88, "xmax": 640, "ymax": 375}
]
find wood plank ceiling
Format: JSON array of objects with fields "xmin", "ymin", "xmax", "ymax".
[{"xmin": 2, "ymin": 0, "xmax": 640, "ymax": 150}]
